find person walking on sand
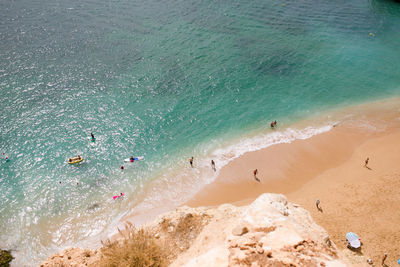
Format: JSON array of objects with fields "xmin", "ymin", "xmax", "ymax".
[
  {"xmin": 211, "ymin": 160, "xmax": 216, "ymax": 171},
  {"xmin": 189, "ymin": 157, "xmax": 194, "ymax": 167},
  {"xmin": 382, "ymin": 253, "xmax": 387, "ymax": 266},
  {"xmin": 364, "ymin": 157, "xmax": 369, "ymax": 167},
  {"xmin": 253, "ymin": 169, "xmax": 260, "ymax": 182},
  {"xmin": 316, "ymin": 199, "xmax": 322, "ymax": 212}
]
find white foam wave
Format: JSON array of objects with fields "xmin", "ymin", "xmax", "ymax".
[
  {"xmin": 115, "ymin": 123, "xmax": 336, "ymax": 231},
  {"xmin": 203, "ymin": 124, "xmax": 334, "ymax": 183}
]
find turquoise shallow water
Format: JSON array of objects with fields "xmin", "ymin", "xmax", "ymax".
[{"xmin": 1, "ymin": 0, "xmax": 400, "ymax": 265}]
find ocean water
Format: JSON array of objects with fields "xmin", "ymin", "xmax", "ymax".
[{"xmin": 1, "ymin": 0, "xmax": 400, "ymax": 265}]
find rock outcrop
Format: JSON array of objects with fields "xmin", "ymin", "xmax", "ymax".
[
  {"xmin": 41, "ymin": 194, "xmax": 348, "ymax": 267},
  {"xmin": 40, "ymin": 248, "xmax": 100, "ymax": 267},
  {"xmin": 169, "ymin": 194, "xmax": 345, "ymax": 267}
]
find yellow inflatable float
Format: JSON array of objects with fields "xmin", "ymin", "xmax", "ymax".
[{"xmin": 68, "ymin": 156, "xmax": 84, "ymax": 164}]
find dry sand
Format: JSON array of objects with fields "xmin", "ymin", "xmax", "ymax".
[{"xmin": 187, "ymin": 99, "xmax": 400, "ymax": 265}]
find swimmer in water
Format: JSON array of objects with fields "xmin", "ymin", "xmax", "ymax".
[
  {"xmin": 113, "ymin": 193, "xmax": 125, "ymax": 200},
  {"xmin": 189, "ymin": 157, "xmax": 194, "ymax": 167}
]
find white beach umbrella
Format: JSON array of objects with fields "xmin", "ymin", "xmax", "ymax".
[{"xmin": 346, "ymin": 232, "xmax": 360, "ymax": 248}]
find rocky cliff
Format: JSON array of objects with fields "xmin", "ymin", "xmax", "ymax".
[{"xmin": 41, "ymin": 194, "xmax": 349, "ymax": 267}]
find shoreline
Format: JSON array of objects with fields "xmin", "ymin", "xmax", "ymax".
[
  {"xmin": 119, "ymin": 97, "xmax": 400, "ymax": 222},
  {"xmin": 184, "ymin": 98, "xmax": 400, "ymax": 265},
  {"xmin": 35, "ymin": 97, "xmax": 400, "ymax": 266}
]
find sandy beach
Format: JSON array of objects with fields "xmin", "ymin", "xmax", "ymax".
[{"xmin": 187, "ymin": 99, "xmax": 400, "ymax": 265}]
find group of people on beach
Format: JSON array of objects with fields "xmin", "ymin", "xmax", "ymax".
[
  {"xmin": 251, "ymin": 121, "xmax": 278, "ymax": 182},
  {"xmin": 188, "ymin": 120, "xmax": 279, "ymax": 183},
  {"xmin": 186, "ymin": 125, "xmax": 377, "ymax": 228},
  {"xmin": 64, "ymin": 120, "xmax": 281, "ymax": 199},
  {"xmin": 191, "ymin": 157, "xmax": 267, "ymax": 185},
  {"xmin": 188, "ymin": 157, "xmax": 217, "ymax": 172},
  {"xmin": 76, "ymin": 127, "xmax": 396, "ymax": 264},
  {"xmin": 313, "ymin": 156, "xmax": 394, "ymax": 266},
  {"xmin": 315, "ymin": 157, "xmax": 371, "ymax": 211}
]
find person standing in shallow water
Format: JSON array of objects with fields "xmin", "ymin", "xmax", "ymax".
[
  {"xmin": 211, "ymin": 160, "xmax": 216, "ymax": 171},
  {"xmin": 189, "ymin": 157, "xmax": 194, "ymax": 167}
]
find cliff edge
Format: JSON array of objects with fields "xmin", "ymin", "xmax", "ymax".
[{"xmin": 41, "ymin": 194, "xmax": 349, "ymax": 267}]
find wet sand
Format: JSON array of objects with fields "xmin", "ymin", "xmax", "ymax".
[{"xmin": 186, "ymin": 99, "xmax": 400, "ymax": 265}]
